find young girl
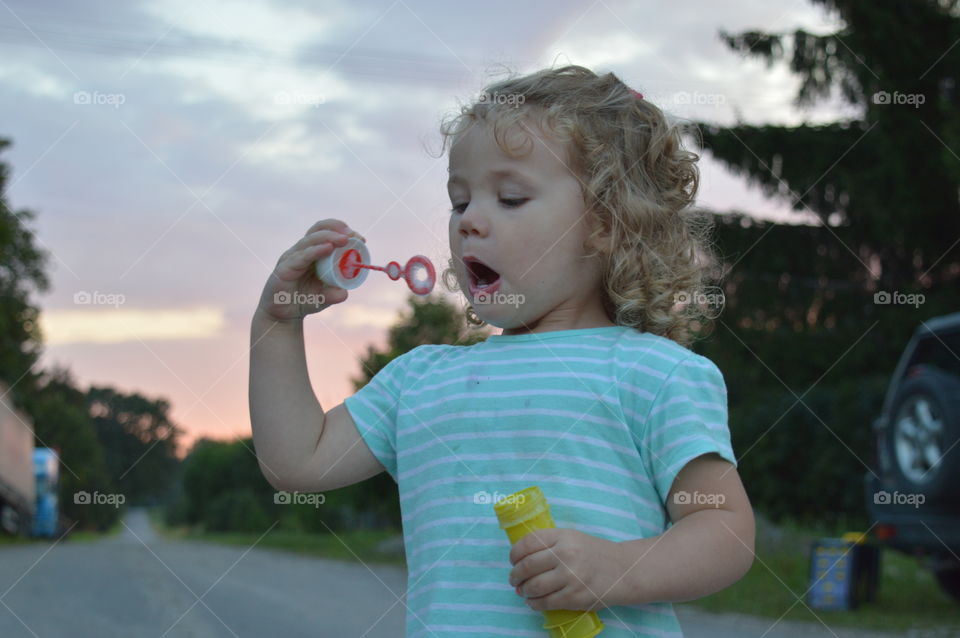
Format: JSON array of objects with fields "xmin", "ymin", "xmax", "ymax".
[{"xmin": 250, "ymin": 65, "xmax": 754, "ymax": 638}]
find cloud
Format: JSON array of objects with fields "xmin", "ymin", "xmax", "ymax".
[{"xmin": 40, "ymin": 307, "xmax": 225, "ymax": 344}]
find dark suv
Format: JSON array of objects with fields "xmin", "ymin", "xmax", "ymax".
[{"xmin": 867, "ymin": 311, "xmax": 960, "ymax": 603}]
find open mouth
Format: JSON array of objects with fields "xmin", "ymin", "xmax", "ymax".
[{"xmin": 464, "ymin": 256, "xmax": 501, "ymax": 290}]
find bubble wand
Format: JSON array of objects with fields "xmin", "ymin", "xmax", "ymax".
[{"xmin": 314, "ymin": 236, "xmax": 436, "ymax": 295}]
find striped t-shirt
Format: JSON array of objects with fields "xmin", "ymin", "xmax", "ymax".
[{"xmin": 343, "ymin": 325, "xmax": 736, "ymax": 638}]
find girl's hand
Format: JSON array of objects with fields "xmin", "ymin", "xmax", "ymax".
[
  {"xmin": 508, "ymin": 528, "xmax": 627, "ymax": 612},
  {"xmin": 256, "ymin": 218, "xmax": 366, "ymax": 323}
]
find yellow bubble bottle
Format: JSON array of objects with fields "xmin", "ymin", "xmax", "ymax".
[{"xmin": 493, "ymin": 486, "xmax": 605, "ymax": 638}]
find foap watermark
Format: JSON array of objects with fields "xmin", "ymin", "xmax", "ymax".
[
  {"xmin": 477, "ymin": 92, "xmax": 526, "ymax": 108},
  {"xmin": 674, "ymin": 289, "xmax": 725, "ymax": 317},
  {"xmin": 74, "ymin": 290, "xmax": 126, "ymax": 308},
  {"xmin": 474, "ymin": 291, "xmax": 524, "ymax": 308},
  {"xmin": 872, "ymin": 91, "xmax": 925, "ymax": 108},
  {"xmin": 874, "ymin": 490, "xmax": 924, "ymax": 508},
  {"xmin": 274, "ymin": 490, "xmax": 326, "ymax": 507},
  {"xmin": 473, "ymin": 490, "xmax": 525, "ymax": 506},
  {"xmin": 874, "ymin": 290, "xmax": 924, "ymax": 308},
  {"xmin": 274, "ymin": 91, "xmax": 325, "ymax": 108},
  {"xmin": 673, "ymin": 490, "xmax": 726, "ymax": 508},
  {"xmin": 274, "ymin": 291, "xmax": 326, "ymax": 308},
  {"xmin": 73, "ymin": 90, "xmax": 126, "ymax": 108},
  {"xmin": 74, "ymin": 490, "xmax": 126, "ymax": 508},
  {"xmin": 674, "ymin": 91, "xmax": 726, "ymax": 106}
]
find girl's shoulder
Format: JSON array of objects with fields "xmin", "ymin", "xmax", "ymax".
[{"xmin": 615, "ymin": 328, "xmax": 718, "ymax": 375}]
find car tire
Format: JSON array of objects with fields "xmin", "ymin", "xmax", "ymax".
[{"xmin": 883, "ymin": 370, "xmax": 960, "ymax": 503}]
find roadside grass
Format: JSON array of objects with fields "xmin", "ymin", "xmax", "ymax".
[
  {"xmin": 67, "ymin": 516, "xmax": 123, "ymax": 541},
  {"xmin": 684, "ymin": 517, "xmax": 960, "ymax": 634},
  {"xmin": 149, "ymin": 508, "xmax": 405, "ymax": 567},
  {"xmin": 0, "ymin": 514, "xmax": 122, "ymax": 545}
]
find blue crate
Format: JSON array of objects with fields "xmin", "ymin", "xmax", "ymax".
[{"xmin": 807, "ymin": 536, "xmax": 880, "ymax": 611}]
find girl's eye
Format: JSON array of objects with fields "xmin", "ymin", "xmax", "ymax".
[{"xmin": 449, "ymin": 198, "xmax": 527, "ymax": 213}]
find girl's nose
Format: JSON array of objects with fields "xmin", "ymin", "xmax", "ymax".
[{"xmin": 458, "ymin": 202, "xmax": 490, "ymax": 237}]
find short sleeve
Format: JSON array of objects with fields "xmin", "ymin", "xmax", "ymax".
[
  {"xmin": 641, "ymin": 354, "xmax": 737, "ymax": 506},
  {"xmin": 343, "ymin": 350, "xmax": 413, "ymax": 483}
]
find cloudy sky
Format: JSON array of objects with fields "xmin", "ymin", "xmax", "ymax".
[{"xmin": 0, "ymin": 0, "xmax": 853, "ymax": 454}]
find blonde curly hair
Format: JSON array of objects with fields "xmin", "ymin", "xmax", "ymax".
[{"xmin": 438, "ymin": 64, "xmax": 723, "ymax": 347}]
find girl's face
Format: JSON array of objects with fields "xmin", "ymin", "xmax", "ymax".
[{"xmin": 447, "ymin": 112, "xmax": 613, "ymax": 335}]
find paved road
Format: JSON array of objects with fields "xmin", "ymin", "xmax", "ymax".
[
  {"xmin": 0, "ymin": 508, "xmax": 406, "ymax": 637},
  {"xmin": 0, "ymin": 509, "xmax": 944, "ymax": 637}
]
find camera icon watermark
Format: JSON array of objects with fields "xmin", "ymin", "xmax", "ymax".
[
  {"xmin": 474, "ymin": 291, "xmax": 524, "ymax": 307},
  {"xmin": 73, "ymin": 290, "xmax": 126, "ymax": 308},
  {"xmin": 274, "ymin": 91, "xmax": 325, "ymax": 108},
  {"xmin": 274, "ymin": 490, "xmax": 325, "ymax": 508},
  {"xmin": 74, "ymin": 490, "xmax": 126, "ymax": 508},
  {"xmin": 73, "ymin": 90, "xmax": 126, "ymax": 108},
  {"xmin": 874, "ymin": 490, "xmax": 924, "ymax": 508},
  {"xmin": 473, "ymin": 490, "xmax": 526, "ymax": 506},
  {"xmin": 873, "ymin": 290, "xmax": 924, "ymax": 308},
  {"xmin": 872, "ymin": 91, "xmax": 925, "ymax": 108},
  {"xmin": 477, "ymin": 92, "xmax": 526, "ymax": 108},
  {"xmin": 674, "ymin": 289, "xmax": 725, "ymax": 317},
  {"xmin": 674, "ymin": 91, "xmax": 725, "ymax": 106},
  {"xmin": 673, "ymin": 490, "xmax": 725, "ymax": 508},
  {"xmin": 274, "ymin": 291, "xmax": 326, "ymax": 308}
]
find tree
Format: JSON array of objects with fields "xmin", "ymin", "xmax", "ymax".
[
  {"xmin": 690, "ymin": 0, "xmax": 960, "ymax": 524},
  {"xmin": 86, "ymin": 386, "xmax": 184, "ymax": 506},
  {"xmin": 23, "ymin": 366, "xmax": 119, "ymax": 531},
  {"xmin": 0, "ymin": 139, "xmax": 49, "ymax": 403},
  {"xmin": 696, "ymin": 0, "xmax": 960, "ymax": 379}
]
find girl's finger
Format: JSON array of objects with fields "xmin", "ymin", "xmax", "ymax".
[
  {"xmin": 292, "ymin": 243, "xmax": 331, "ymax": 269},
  {"xmin": 295, "ymin": 230, "xmax": 349, "ymax": 252}
]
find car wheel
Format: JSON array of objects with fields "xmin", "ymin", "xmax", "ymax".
[{"xmin": 884, "ymin": 371, "xmax": 960, "ymax": 503}]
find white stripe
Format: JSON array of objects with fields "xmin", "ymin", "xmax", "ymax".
[
  {"xmin": 620, "ymin": 381, "xmax": 658, "ymax": 403},
  {"xmin": 405, "ymin": 370, "xmax": 639, "ymax": 397},
  {"xmin": 403, "ymin": 496, "xmax": 662, "ymax": 535},
  {"xmin": 411, "ymin": 625, "xmax": 541, "ymax": 638},
  {"xmin": 550, "ymin": 496, "xmax": 662, "ymax": 525},
  {"xmin": 407, "ymin": 354, "xmax": 673, "ymax": 389},
  {"xmin": 601, "ymin": 616, "xmax": 683, "ymax": 638},
  {"xmin": 655, "ymin": 433, "xmax": 725, "ymax": 457},
  {"xmin": 399, "ymin": 452, "xmax": 653, "ymax": 485},
  {"xmin": 409, "ymin": 537, "xmax": 507, "ymax": 558},
  {"xmin": 404, "ymin": 474, "xmax": 660, "ymax": 514},
  {"xmin": 669, "ymin": 376, "xmax": 724, "ymax": 392},
  {"xmin": 410, "ymin": 515, "xmax": 492, "ymax": 537},
  {"xmin": 409, "ymin": 559, "xmax": 505, "ymax": 580},
  {"xmin": 397, "ymin": 430, "xmax": 637, "ymax": 460},
  {"xmin": 422, "ymin": 602, "xmax": 530, "ymax": 615},
  {"xmin": 407, "ymin": 580, "xmax": 509, "ymax": 600},
  {"xmin": 653, "ymin": 414, "xmax": 726, "ymax": 435},
  {"xmin": 399, "ymin": 408, "xmax": 625, "ymax": 438},
  {"xmin": 399, "ymin": 388, "xmax": 620, "ymax": 413},
  {"xmin": 649, "ymin": 394, "xmax": 726, "ymax": 417}
]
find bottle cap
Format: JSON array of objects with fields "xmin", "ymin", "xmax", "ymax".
[
  {"xmin": 314, "ymin": 236, "xmax": 371, "ymax": 290},
  {"xmin": 493, "ymin": 486, "xmax": 548, "ymax": 530}
]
